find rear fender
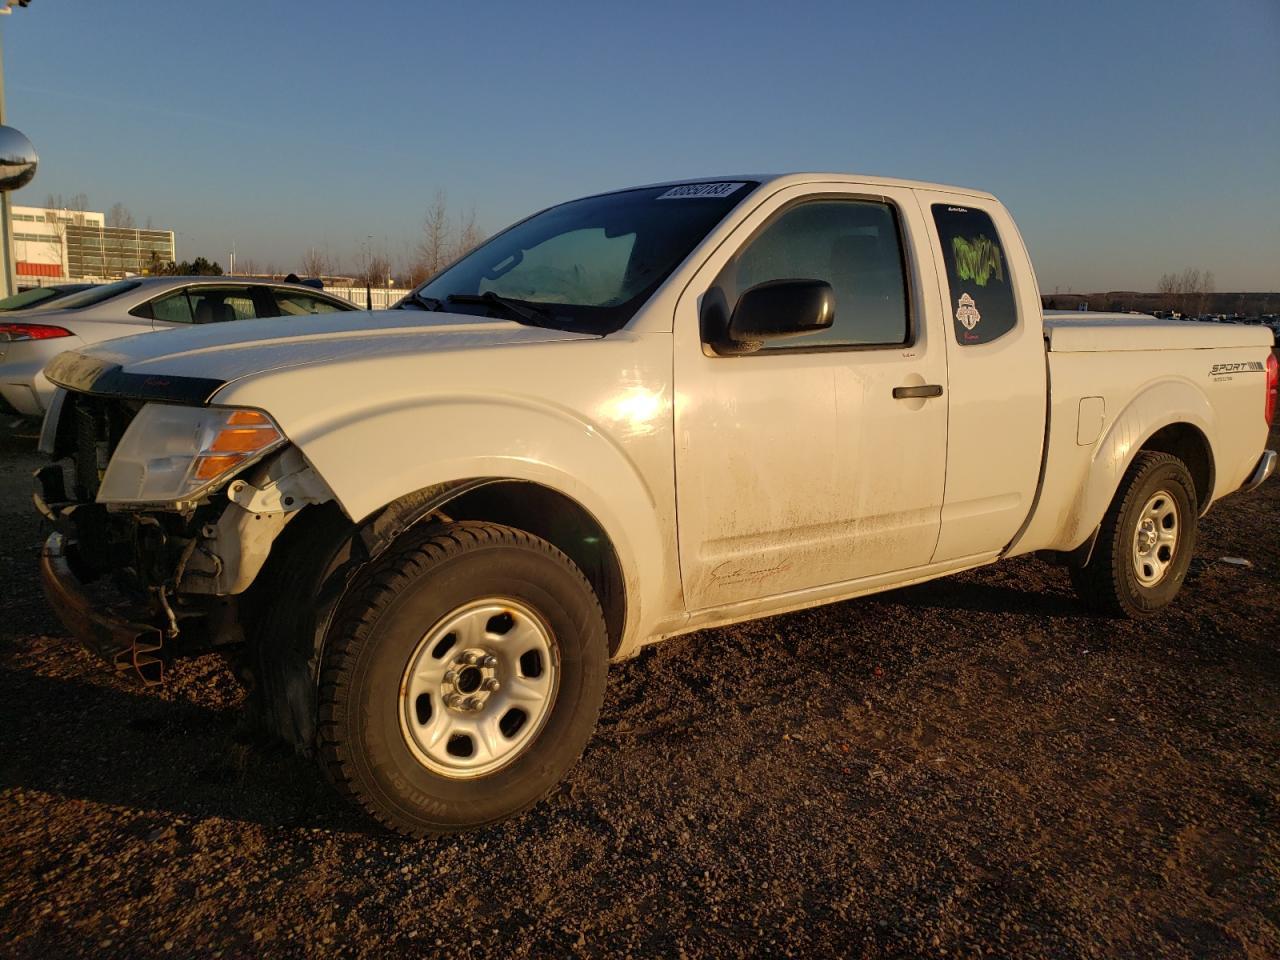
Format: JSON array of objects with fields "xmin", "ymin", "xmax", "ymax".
[{"xmin": 1063, "ymin": 379, "xmax": 1216, "ymax": 549}]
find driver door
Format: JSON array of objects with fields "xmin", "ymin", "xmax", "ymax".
[{"xmin": 673, "ymin": 183, "xmax": 949, "ymax": 610}]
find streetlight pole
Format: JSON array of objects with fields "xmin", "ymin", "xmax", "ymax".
[
  {"xmin": 1, "ymin": 3, "xmax": 39, "ymax": 298},
  {"xmin": 0, "ymin": 10, "xmax": 39, "ymax": 296},
  {"xmin": 0, "ymin": 31, "xmax": 15, "ymax": 298}
]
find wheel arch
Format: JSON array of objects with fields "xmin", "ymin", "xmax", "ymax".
[
  {"xmin": 1066, "ymin": 379, "xmax": 1218, "ymax": 551},
  {"xmin": 435, "ymin": 480, "xmax": 628, "ymax": 656},
  {"xmin": 239, "ymin": 477, "xmax": 631, "ymax": 751},
  {"xmin": 1139, "ymin": 422, "xmax": 1214, "ymax": 512}
]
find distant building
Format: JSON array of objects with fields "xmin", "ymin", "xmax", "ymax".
[{"xmin": 9, "ymin": 205, "xmax": 176, "ymax": 283}]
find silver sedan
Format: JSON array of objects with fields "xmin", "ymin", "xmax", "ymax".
[{"xmin": 0, "ymin": 277, "xmax": 356, "ymax": 416}]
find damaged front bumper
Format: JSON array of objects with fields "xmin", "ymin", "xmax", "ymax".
[
  {"xmin": 32, "ymin": 446, "xmax": 324, "ymax": 685},
  {"xmin": 39, "ymin": 531, "xmax": 168, "ymax": 684}
]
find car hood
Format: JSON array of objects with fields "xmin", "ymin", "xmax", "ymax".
[{"xmin": 44, "ymin": 309, "xmax": 598, "ymax": 404}]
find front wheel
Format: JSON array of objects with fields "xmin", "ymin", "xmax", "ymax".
[
  {"xmin": 317, "ymin": 522, "xmax": 609, "ymax": 836},
  {"xmin": 1069, "ymin": 451, "xmax": 1198, "ymax": 618}
]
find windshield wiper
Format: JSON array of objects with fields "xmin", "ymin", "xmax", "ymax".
[
  {"xmin": 446, "ymin": 292, "xmax": 557, "ymax": 328},
  {"xmin": 400, "ymin": 291, "xmax": 444, "ymax": 311}
]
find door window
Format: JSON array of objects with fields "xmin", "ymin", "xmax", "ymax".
[
  {"xmin": 931, "ymin": 205, "xmax": 1018, "ymax": 345},
  {"xmin": 717, "ymin": 200, "xmax": 910, "ymax": 349}
]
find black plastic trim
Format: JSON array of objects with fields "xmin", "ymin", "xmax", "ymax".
[
  {"xmin": 44, "ymin": 350, "xmax": 224, "ymax": 405},
  {"xmin": 892, "ymin": 384, "xmax": 943, "ymax": 399}
]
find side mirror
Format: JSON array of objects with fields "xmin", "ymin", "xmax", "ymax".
[{"xmin": 720, "ymin": 279, "xmax": 834, "ymax": 354}]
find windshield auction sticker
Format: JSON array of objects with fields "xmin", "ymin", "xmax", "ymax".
[{"xmin": 656, "ymin": 182, "xmax": 747, "ymax": 200}]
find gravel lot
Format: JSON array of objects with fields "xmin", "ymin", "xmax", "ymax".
[{"xmin": 2, "ymin": 420, "xmax": 1277, "ymax": 959}]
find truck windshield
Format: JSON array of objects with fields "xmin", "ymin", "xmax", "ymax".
[{"xmin": 409, "ymin": 182, "xmax": 758, "ymax": 334}]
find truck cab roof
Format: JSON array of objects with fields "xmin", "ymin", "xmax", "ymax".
[{"xmin": 588, "ymin": 172, "xmax": 999, "ymax": 203}]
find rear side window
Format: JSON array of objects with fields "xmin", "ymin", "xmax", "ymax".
[
  {"xmin": 931, "ymin": 204, "xmax": 1017, "ymax": 345},
  {"xmin": 718, "ymin": 199, "xmax": 910, "ymax": 349},
  {"xmin": 148, "ymin": 291, "xmax": 194, "ymax": 324},
  {"xmin": 186, "ymin": 286, "xmax": 265, "ymax": 324},
  {"xmin": 274, "ymin": 289, "xmax": 348, "ymax": 315}
]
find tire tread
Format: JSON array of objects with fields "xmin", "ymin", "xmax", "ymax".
[
  {"xmin": 316, "ymin": 520, "xmax": 605, "ymax": 837},
  {"xmin": 1070, "ymin": 451, "xmax": 1194, "ymax": 618}
]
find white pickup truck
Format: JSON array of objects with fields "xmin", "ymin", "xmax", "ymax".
[{"xmin": 34, "ymin": 174, "xmax": 1277, "ymax": 835}]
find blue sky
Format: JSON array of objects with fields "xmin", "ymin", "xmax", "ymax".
[{"xmin": 3, "ymin": 0, "xmax": 1277, "ymax": 291}]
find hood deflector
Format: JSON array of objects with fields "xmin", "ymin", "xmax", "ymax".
[{"xmin": 44, "ymin": 350, "xmax": 225, "ymax": 404}]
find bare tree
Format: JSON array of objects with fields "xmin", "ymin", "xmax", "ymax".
[
  {"xmin": 405, "ymin": 193, "xmax": 486, "ymax": 286},
  {"xmin": 237, "ymin": 256, "xmax": 262, "ymax": 277},
  {"xmin": 106, "ymin": 202, "xmax": 136, "ymax": 229},
  {"xmin": 410, "ymin": 191, "xmax": 452, "ymax": 286},
  {"xmin": 99, "ymin": 203, "xmax": 139, "ymax": 277},
  {"xmin": 42, "ymin": 193, "xmax": 90, "ymax": 279},
  {"xmin": 355, "ymin": 253, "xmax": 393, "ymax": 288},
  {"xmin": 1157, "ymin": 267, "xmax": 1216, "ymax": 317},
  {"xmin": 1194, "ymin": 270, "xmax": 1215, "ymax": 317},
  {"xmin": 452, "ymin": 204, "xmax": 484, "ymax": 260},
  {"xmin": 301, "ymin": 247, "xmax": 335, "ymax": 279}
]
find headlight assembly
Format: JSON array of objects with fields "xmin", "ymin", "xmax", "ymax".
[{"xmin": 96, "ymin": 404, "xmax": 286, "ymax": 505}]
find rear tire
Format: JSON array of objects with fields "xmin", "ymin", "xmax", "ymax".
[
  {"xmin": 317, "ymin": 521, "xmax": 608, "ymax": 836},
  {"xmin": 1069, "ymin": 451, "xmax": 1198, "ymax": 618}
]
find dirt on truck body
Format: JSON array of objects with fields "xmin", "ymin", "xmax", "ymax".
[
  {"xmin": 27, "ymin": 176, "xmax": 1278, "ymax": 837},
  {"xmin": 2, "ymin": 421, "xmax": 1279, "ymax": 957}
]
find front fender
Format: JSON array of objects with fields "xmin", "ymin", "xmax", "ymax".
[{"xmin": 272, "ymin": 393, "xmax": 677, "ymax": 648}]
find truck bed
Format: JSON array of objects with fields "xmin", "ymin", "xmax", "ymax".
[
  {"xmin": 1013, "ymin": 313, "xmax": 1273, "ymax": 558},
  {"xmin": 1044, "ymin": 313, "xmax": 1273, "ymax": 353}
]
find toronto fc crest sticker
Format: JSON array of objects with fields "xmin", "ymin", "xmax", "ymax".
[{"xmin": 955, "ymin": 293, "xmax": 981, "ymax": 330}]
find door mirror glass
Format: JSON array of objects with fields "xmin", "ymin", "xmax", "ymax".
[{"xmin": 717, "ymin": 279, "xmax": 834, "ymax": 354}]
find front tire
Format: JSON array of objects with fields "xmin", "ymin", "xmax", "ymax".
[
  {"xmin": 1069, "ymin": 451, "xmax": 1198, "ymax": 618},
  {"xmin": 318, "ymin": 521, "xmax": 608, "ymax": 836}
]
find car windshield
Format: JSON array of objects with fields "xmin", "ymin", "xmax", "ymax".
[
  {"xmin": 52, "ymin": 279, "xmax": 144, "ymax": 310},
  {"xmin": 412, "ymin": 182, "xmax": 758, "ymax": 334}
]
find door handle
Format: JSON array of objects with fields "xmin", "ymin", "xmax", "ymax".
[{"xmin": 892, "ymin": 384, "xmax": 944, "ymax": 399}]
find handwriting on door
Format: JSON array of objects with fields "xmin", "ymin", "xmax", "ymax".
[{"xmin": 709, "ymin": 559, "xmax": 793, "ymax": 589}]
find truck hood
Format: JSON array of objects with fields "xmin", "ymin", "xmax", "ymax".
[{"xmin": 44, "ymin": 309, "xmax": 597, "ymax": 403}]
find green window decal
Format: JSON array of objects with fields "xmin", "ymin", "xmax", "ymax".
[
  {"xmin": 932, "ymin": 205, "xmax": 1018, "ymax": 345},
  {"xmin": 950, "ymin": 235, "xmax": 1004, "ymax": 287}
]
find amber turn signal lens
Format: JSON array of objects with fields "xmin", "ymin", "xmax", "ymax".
[
  {"xmin": 193, "ymin": 454, "xmax": 248, "ymax": 480},
  {"xmin": 210, "ymin": 426, "xmax": 281, "ymax": 453},
  {"xmin": 225, "ymin": 409, "xmax": 272, "ymax": 426}
]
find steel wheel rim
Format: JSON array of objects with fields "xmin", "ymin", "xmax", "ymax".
[
  {"xmin": 398, "ymin": 598, "xmax": 560, "ymax": 779},
  {"xmin": 1132, "ymin": 490, "xmax": 1180, "ymax": 587}
]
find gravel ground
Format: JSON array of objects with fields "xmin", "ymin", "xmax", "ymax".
[{"xmin": 1, "ymin": 420, "xmax": 1277, "ymax": 959}]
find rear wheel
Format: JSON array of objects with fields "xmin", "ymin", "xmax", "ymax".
[
  {"xmin": 1069, "ymin": 451, "xmax": 1198, "ymax": 618},
  {"xmin": 318, "ymin": 521, "xmax": 608, "ymax": 836}
]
